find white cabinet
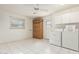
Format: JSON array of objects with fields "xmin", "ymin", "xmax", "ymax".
[
  {"xmin": 55, "ymin": 14, "xmax": 70, "ymax": 24},
  {"xmin": 46, "ymin": 21, "xmax": 52, "ymax": 39},
  {"xmin": 70, "ymin": 12, "xmax": 79, "ymax": 23},
  {"xmin": 62, "ymin": 13, "xmax": 71, "ymax": 23},
  {"xmin": 62, "ymin": 31, "xmax": 79, "ymax": 51},
  {"xmin": 49, "ymin": 31, "xmax": 62, "ymax": 46},
  {"xmin": 55, "ymin": 12, "xmax": 79, "ymax": 24},
  {"xmin": 62, "ymin": 12, "xmax": 79, "ymax": 23},
  {"xmin": 55, "ymin": 15, "xmax": 63, "ymax": 24}
]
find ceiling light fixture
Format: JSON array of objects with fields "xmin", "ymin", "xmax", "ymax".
[
  {"xmin": 33, "ymin": 4, "xmax": 39, "ymax": 15},
  {"xmin": 34, "ymin": 4, "xmax": 39, "ymax": 10}
]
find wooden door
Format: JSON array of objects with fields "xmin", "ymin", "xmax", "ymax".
[{"xmin": 33, "ymin": 17, "xmax": 43, "ymax": 39}]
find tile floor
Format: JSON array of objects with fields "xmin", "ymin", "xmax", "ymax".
[{"xmin": 0, "ymin": 38, "xmax": 78, "ymax": 54}]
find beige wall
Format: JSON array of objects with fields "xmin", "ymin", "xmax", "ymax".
[{"xmin": 0, "ymin": 10, "xmax": 32, "ymax": 43}]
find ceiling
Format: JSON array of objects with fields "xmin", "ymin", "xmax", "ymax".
[{"xmin": 0, "ymin": 4, "xmax": 79, "ymax": 17}]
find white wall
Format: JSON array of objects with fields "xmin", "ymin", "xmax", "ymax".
[{"xmin": 0, "ymin": 10, "xmax": 32, "ymax": 43}]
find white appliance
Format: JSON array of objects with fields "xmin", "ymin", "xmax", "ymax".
[
  {"xmin": 49, "ymin": 31, "xmax": 62, "ymax": 46},
  {"xmin": 62, "ymin": 31, "xmax": 79, "ymax": 51}
]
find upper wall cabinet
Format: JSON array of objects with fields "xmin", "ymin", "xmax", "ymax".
[
  {"xmin": 55, "ymin": 12, "xmax": 79, "ymax": 24},
  {"xmin": 71, "ymin": 12, "xmax": 79, "ymax": 23},
  {"xmin": 62, "ymin": 13, "xmax": 71, "ymax": 24},
  {"xmin": 55, "ymin": 15, "xmax": 63, "ymax": 24}
]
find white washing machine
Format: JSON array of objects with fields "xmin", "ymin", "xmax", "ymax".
[
  {"xmin": 49, "ymin": 31, "xmax": 62, "ymax": 46},
  {"xmin": 62, "ymin": 31, "xmax": 79, "ymax": 51}
]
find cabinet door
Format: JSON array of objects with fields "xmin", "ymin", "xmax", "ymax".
[
  {"xmin": 62, "ymin": 13, "xmax": 70, "ymax": 23},
  {"xmin": 49, "ymin": 32, "xmax": 62, "ymax": 46},
  {"xmin": 69, "ymin": 12, "xmax": 79, "ymax": 23},
  {"xmin": 62, "ymin": 32, "xmax": 78, "ymax": 51},
  {"xmin": 46, "ymin": 20, "xmax": 52, "ymax": 39},
  {"xmin": 55, "ymin": 16, "xmax": 63, "ymax": 24},
  {"xmin": 62, "ymin": 12, "xmax": 79, "ymax": 23}
]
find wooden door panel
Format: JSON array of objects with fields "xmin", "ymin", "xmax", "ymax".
[{"xmin": 33, "ymin": 17, "xmax": 43, "ymax": 39}]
